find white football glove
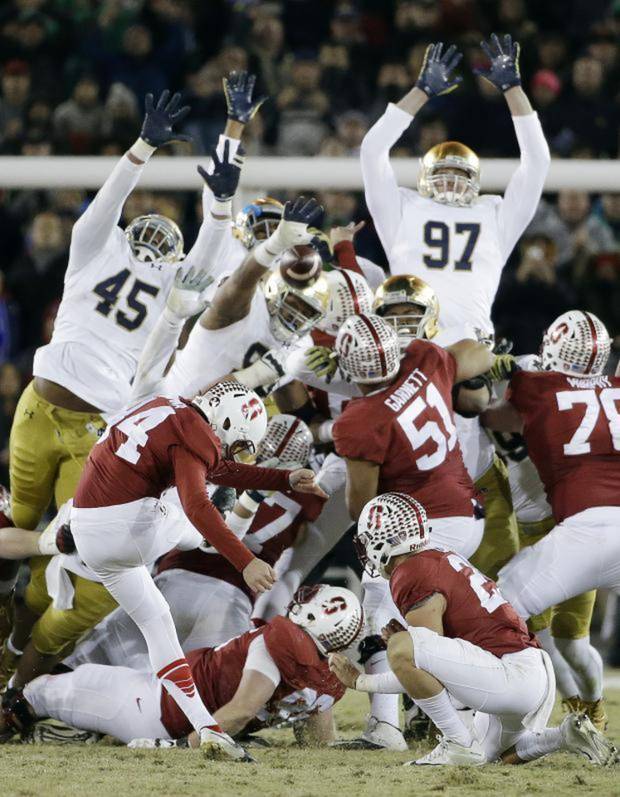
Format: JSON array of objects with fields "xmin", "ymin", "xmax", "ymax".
[
  {"xmin": 254, "ymin": 196, "xmax": 323, "ymax": 267},
  {"xmin": 164, "ymin": 266, "xmax": 213, "ymax": 322}
]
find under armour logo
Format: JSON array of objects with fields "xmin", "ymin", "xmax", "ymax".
[{"xmin": 24, "ymin": 409, "xmax": 34, "ymax": 419}]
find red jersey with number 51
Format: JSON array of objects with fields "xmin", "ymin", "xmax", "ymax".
[
  {"xmin": 390, "ymin": 548, "xmax": 538, "ymax": 657},
  {"xmin": 332, "ymin": 340, "xmax": 474, "ymax": 518},
  {"xmin": 507, "ymin": 370, "xmax": 620, "ymax": 522}
]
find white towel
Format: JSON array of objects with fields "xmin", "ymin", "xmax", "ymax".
[
  {"xmin": 522, "ymin": 649, "xmax": 556, "ymax": 732},
  {"xmin": 45, "ymin": 556, "xmax": 75, "ymax": 611}
]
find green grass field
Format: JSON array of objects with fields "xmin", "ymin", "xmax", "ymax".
[{"xmin": 2, "ymin": 685, "xmax": 619, "ymax": 797}]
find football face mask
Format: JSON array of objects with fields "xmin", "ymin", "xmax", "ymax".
[{"xmin": 125, "ymin": 214, "xmax": 184, "ymax": 263}]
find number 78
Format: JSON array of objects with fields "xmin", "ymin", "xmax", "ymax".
[{"xmin": 557, "ymin": 388, "xmax": 620, "ymax": 455}]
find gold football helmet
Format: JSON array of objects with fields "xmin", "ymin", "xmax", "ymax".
[
  {"xmin": 418, "ymin": 141, "xmax": 480, "ymax": 206},
  {"xmin": 374, "ymin": 274, "xmax": 439, "ymax": 348},
  {"xmin": 263, "ymin": 271, "xmax": 330, "ymax": 344},
  {"xmin": 233, "ymin": 197, "xmax": 284, "ymax": 249}
]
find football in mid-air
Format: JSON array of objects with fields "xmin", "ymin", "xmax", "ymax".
[{"xmin": 278, "ymin": 244, "xmax": 323, "ymax": 288}]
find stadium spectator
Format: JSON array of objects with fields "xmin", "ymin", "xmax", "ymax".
[
  {"xmin": 52, "ymin": 76, "xmax": 104, "ymax": 154},
  {"xmin": 276, "ymin": 54, "xmax": 329, "ymax": 155},
  {"xmin": 0, "ymin": 60, "xmax": 31, "ymax": 151}
]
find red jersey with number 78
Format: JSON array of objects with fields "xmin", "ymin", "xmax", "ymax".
[
  {"xmin": 390, "ymin": 548, "xmax": 538, "ymax": 657},
  {"xmin": 507, "ymin": 370, "xmax": 620, "ymax": 522},
  {"xmin": 332, "ymin": 340, "xmax": 474, "ymax": 518}
]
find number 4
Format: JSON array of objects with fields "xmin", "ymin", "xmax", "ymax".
[{"xmin": 116, "ymin": 405, "xmax": 176, "ymax": 464}]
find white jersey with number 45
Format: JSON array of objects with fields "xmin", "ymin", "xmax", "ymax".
[
  {"xmin": 360, "ymin": 105, "xmax": 550, "ymax": 335},
  {"xmin": 33, "ymin": 155, "xmax": 185, "ymax": 415}
]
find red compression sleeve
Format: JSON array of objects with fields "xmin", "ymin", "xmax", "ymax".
[
  {"xmin": 209, "ymin": 461, "xmax": 292, "ymax": 492},
  {"xmin": 334, "ymin": 241, "xmax": 363, "ymax": 274},
  {"xmin": 172, "ymin": 446, "xmax": 255, "ymax": 572}
]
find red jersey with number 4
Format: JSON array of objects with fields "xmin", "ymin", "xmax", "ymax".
[
  {"xmin": 158, "ymin": 489, "xmax": 326, "ymax": 601},
  {"xmin": 333, "ymin": 340, "xmax": 474, "ymax": 518},
  {"xmin": 390, "ymin": 548, "xmax": 538, "ymax": 657},
  {"xmin": 73, "ymin": 396, "xmax": 291, "ymax": 572},
  {"xmin": 160, "ymin": 616, "xmax": 345, "ymax": 737},
  {"xmin": 507, "ymin": 371, "xmax": 620, "ymax": 522}
]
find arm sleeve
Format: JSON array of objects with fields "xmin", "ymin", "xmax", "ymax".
[
  {"xmin": 185, "ymin": 134, "xmax": 241, "ymax": 271},
  {"xmin": 209, "ymin": 461, "xmax": 292, "ymax": 492},
  {"xmin": 497, "ymin": 113, "xmax": 551, "ymax": 262},
  {"xmin": 244, "ymin": 635, "xmax": 281, "ymax": 688},
  {"xmin": 172, "ymin": 446, "xmax": 255, "ymax": 571},
  {"xmin": 359, "ymin": 103, "xmax": 412, "ymax": 256},
  {"xmin": 69, "ymin": 154, "xmax": 146, "ymax": 268},
  {"xmin": 130, "ymin": 314, "xmax": 183, "ymax": 401},
  {"xmin": 333, "ymin": 241, "xmax": 363, "ymax": 275}
]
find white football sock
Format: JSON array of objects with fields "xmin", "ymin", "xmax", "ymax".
[
  {"xmin": 414, "ymin": 689, "xmax": 473, "ymax": 747},
  {"xmin": 365, "ymin": 652, "xmax": 400, "ymax": 728},
  {"xmin": 515, "ymin": 727, "xmax": 562, "ymax": 761}
]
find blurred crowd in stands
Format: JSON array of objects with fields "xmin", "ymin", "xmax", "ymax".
[{"xmin": 0, "ymin": 0, "xmax": 619, "ymax": 460}]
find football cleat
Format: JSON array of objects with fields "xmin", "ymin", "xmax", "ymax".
[
  {"xmin": 580, "ymin": 699, "xmax": 608, "ymax": 732},
  {"xmin": 199, "ymin": 726, "xmax": 255, "ymax": 763},
  {"xmin": 560, "ymin": 713, "xmax": 616, "ymax": 766},
  {"xmin": 29, "ymin": 719, "xmax": 100, "ymax": 745},
  {"xmin": 331, "ymin": 717, "xmax": 408, "ymax": 752},
  {"xmin": 407, "ymin": 736, "xmax": 486, "ymax": 766},
  {"xmin": 561, "ymin": 695, "xmax": 582, "ymax": 715}
]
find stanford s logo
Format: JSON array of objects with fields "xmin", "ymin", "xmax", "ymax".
[
  {"xmin": 339, "ymin": 332, "xmax": 354, "ymax": 357},
  {"xmin": 550, "ymin": 322, "xmax": 569, "ymax": 344},
  {"xmin": 368, "ymin": 504, "xmax": 384, "ymax": 531},
  {"xmin": 242, "ymin": 398, "xmax": 264, "ymax": 421},
  {"xmin": 323, "ymin": 596, "xmax": 347, "ymax": 615}
]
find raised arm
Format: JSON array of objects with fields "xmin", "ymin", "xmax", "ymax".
[
  {"xmin": 70, "ymin": 90, "xmax": 191, "ymax": 267},
  {"xmin": 446, "ymin": 339, "xmax": 494, "ymax": 384},
  {"xmin": 474, "ymin": 34, "xmax": 551, "ymax": 261},
  {"xmin": 186, "ymin": 71, "xmax": 266, "ymax": 272},
  {"xmin": 361, "ymin": 43, "xmax": 462, "ymax": 256},
  {"xmin": 130, "ymin": 267, "xmax": 212, "ymax": 401},
  {"xmin": 201, "ymin": 196, "xmax": 322, "ymax": 330}
]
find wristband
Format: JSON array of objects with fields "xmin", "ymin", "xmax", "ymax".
[
  {"xmin": 317, "ymin": 420, "xmax": 335, "ymax": 444},
  {"xmin": 162, "ymin": 306, "xmax": 186, "ymax": 326},
  {"xmin": 6, "ymin": 634, "xmax": 23, "ymax": 657},
  {"xmin": 129, "ymin": 137, "xmax": 156, "ymax": 163},
  {"xmin": 211, "ymin": 198, "xmax": 233, "ymax": 217},
  {"xmin": 253, "ymin": 239, "xmax": 282, "ymax": 268},
  {"xmin": 238, "ymin": 491, "xmax": 263, "ymax": 514},
  {"xmin": 224, "ymin": 510, "xmax": 255, "ymax": 540}
]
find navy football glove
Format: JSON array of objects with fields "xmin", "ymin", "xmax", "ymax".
[
  {"xmin": 140, "ymin": 90, "xmax": 192, "ymax": 148},
  {"xmin": 283, "ymin": 196, "xmax": 323, "ymax": 227},
  {"xmin": 416, "ymin": 42, "xmax": 463, "ymax": 98},
  {"xmin": 197, "ymin": 140, "xmax": 245, "ymax": 201},
  {"xmin": 223, "ymin": 70, "xmax": 267, "ymax": 124},
  {"xmin": 474, "ymin": 33, "xmax": 521, "ymax": 92}
]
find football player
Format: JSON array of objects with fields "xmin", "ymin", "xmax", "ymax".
[
  {"xmin": 329, "ymin": 493, "xmax": 616, "ymax": 767},
  {"xmin": 360, "ymin": 34, "xmax": 550, "ymax": 336},
  {"xmin": 23, "ymin": 383, "xmax": 325, "ymax": 760},
  {"xmin": 483, "ymin": 312, "xmax": 620, "ymax": 688},
  {"xmin": 64, "ymin": 415, "xmax": 326, "ymax": 671},
  {"xmin": 372, "ymin": 274, "xmax": 520, "ymax": 580},
  {"xmin": 490, "ymin": 362, "xmax": 605, "ymax": 729},
  {"xmin": 1, "ymin": 585, "xmax": 362, "ymax": 753},
  {"xmin": 1, "ymin": 90, "xmax": 230, "ymax": 671},
  {"xmin": 331, "ymin": 313, "xmax": 493, "ymax": 553}
]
